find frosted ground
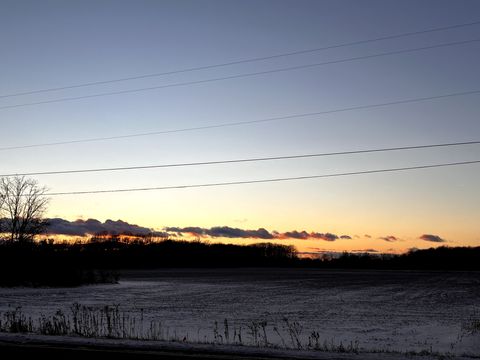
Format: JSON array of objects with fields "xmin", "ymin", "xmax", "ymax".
[{"xmin": 0, "ymin": 269, "xmax": 479, "ymax": 357}]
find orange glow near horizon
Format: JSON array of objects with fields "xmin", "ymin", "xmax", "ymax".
[
  {"xmin": 17, "ymin": 151, "xmax": 480, "ymax": 254},
  {"xmin": 36, "ymin": 229, "xmax": 463, "ymax": 256}
]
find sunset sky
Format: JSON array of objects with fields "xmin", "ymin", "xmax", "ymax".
[{"xmin": 1, "ymin": 0, "xmax": 479, "ymax": 254}]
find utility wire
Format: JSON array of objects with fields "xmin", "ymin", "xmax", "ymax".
[
  {"xmin": 1, "ymin": 38, "xmax": 479, "ymax": 111},
  {"xmin": 1, "ymin": 89, "xmax": 479, "ymax": 152},
  {"xmin": 1, "ymin": 19, "xmax": 480, "ymax": 99},
  {"xmin": 3, "ymin": 140, "xmax": 479, "ymax": 177},
  {"xmin": 45, "ymin": 160, "xmax": 480, "ymax": 196}
]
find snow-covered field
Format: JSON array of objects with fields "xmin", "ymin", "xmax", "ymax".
[{"xmin": 0, "ymin": 269, "xmax": 479, "ymax": 357}]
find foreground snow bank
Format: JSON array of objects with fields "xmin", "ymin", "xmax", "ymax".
[{"xmin": 0, "ymin": 332, "xmax": 477, "ymax": 360}]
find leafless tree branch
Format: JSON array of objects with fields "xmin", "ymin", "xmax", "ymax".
[{"xmin": 0, "ymin": 176, "xmax": 49, "ymax": 242}]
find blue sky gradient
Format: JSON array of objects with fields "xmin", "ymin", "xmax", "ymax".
[{"xmin": 1, "ymin": 0, "xmax": 479, "ymax": 252}]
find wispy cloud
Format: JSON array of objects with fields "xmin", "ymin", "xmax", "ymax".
[
  {"xmin": 379, "ymin": 235, "xmax": 398, "ymax": 242},
  {"xmin": 419, "ymin": 234, "xmax": 446, "ymax": 243},
  {"xmin": 310, "ymin": 232, "xmax": 339, "ymax": 241},
  {"xmin": 233, "ymin": 218, "xmax": 248, "ymax": 224},
  {"xmin": 351, "ymin": 249, "xmax": 379, "ymax": 253}
]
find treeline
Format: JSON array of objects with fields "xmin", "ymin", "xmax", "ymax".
[
  {"xmin": 0, "ymin": 240, "xmax": 296, "ymax": 286},
  {"xmin": 0, "ymin": 238, "xmax": 479, "ymax": 286},
  {"xmin": 312, "ymin": 246, "xmax": 480, "ymax": 270}
]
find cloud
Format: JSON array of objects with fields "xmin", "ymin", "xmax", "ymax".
[
  {"xmin": 165, "ymin": 226, "xmax": 274, "ymax": 239},
  {"xmin": 351, "ymin": 249, "xmax": 379, "ymax": 253},
  {"xmin": 281, "ymin": 232, "xmax": 339, "ymax": 241},
  {"xmin": 46, "ymin": 218, "xmax": 167, "ymax": 237},
  {"xmin": 166, "ymin": 226, "xmax": 342, "ymax": 241},
  {"xmin": 379, "ymin": 235, "xmax": 398, "ymax": 242},
  {"xmin": 165, "ymin": 226, "xmax": 208, "ymax": 237},
  {"xmin": 7, "ymin": 217, "xmax": 434, "ymax": 247},
  {"xmin": 310, "ymin": 232, "xmax": 339, "ymax": 241},
  {"xmin": 298, "ymin": 250, "xmax": 344, "ymax": 258},
  {"xmin": 364, "ymin": 234, "xmax": 372, "ymax": 238},
  {"xmin": 233, "ymin": 218, "xmax": 248, "ymax": 224},
  {"xmin": 40, "ymin": 219, "xmax": 353, "ymax": 243},
  {"xmin": 209, "ymin": 226, "xmax": 274, "ymax": 239},
  {"xmin": 419, "ymin": 234, "xmax": 446, "ymax": 243},
  {"xmin": 283, "ymin": 230, "xmax": 310, "ymax": 239}
]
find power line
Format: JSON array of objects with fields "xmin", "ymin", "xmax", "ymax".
[
  {"xmin": 45, "ymin": 160, "xmax": 480, "ymax": 196},
  {"xmin": 1, "ymin": 88, "xmax": 479, "ymax": 152},
  {"xmin": 1, "ymin": 38, "xmax": 479, "ymax": 111},
  {"xmin": 3, "ymin": 140, "xmax": 479, "ymax": 177},
  {"xmin": 1, "ymin": 19, "xmax": 480, "ymax": 99}
]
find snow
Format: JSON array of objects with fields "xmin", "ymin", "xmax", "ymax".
[
  {"xmin": 0, "ymin": 268, "xmax": 479, "ymax": 357},
  {"xmin": 0, "ymin": 332, "xmax": 476, "ymax": 360}
]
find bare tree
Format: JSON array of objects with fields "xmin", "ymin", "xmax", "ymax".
[{"xmin": 0, "ymin": 176, "xmax": 49, "ymax": 242}]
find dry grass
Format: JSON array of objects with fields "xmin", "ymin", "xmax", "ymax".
[{"xmin": 0, "ymin": 303, "xmax": 362, "ymax": 353}]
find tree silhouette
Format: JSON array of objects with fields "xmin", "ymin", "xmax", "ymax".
[{"xmin": 0, "ymin": 176, "xmax": 49, "ymax": 242}]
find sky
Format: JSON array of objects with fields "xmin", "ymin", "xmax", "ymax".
[{"xmin": 1, "ymin": 0, "xmax": 479, "ymax": 254}]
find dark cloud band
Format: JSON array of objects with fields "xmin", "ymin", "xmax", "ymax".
[
  {"xmin": 45, "ymin": 218, "xmax": 168, "ymax": 237},
  {"xmin": 166, "ymin": 226, "xmax": 346, "ymax": 241},
  {"xmin": 419, "ymin": 234, "xmax": 446, "ymax": 243},
  {"xmin": 12, "ymin": 218, "xmax": 360, "ymax": 241}
]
